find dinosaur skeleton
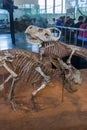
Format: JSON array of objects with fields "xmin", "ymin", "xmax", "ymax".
[
  {"xmin": 0, "ymin": 49, "xmax": 58, "ymax": 109},
  {"xmin": 0, "ymin": 25, "xmax": 87, "ymax": 110}
]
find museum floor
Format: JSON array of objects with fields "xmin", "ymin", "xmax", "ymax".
[{"xmin": 0, "ymin": 33, "xmax": 39, "ymax": 53}]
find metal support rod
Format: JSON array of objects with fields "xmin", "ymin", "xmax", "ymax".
[
  {"xmin": 9, "ymin": 7, "xmax": 15, "ymax": 45},
  {"xmin": 45, "ymin": 0, "xmax": 47, "ymax": 13},
  {"xmin": 53, "ymin": 0, "xmax": 55, "ymax": 14},
  {"xmin": 61, "ymin": 0, "xmax": 63, "ymax": 13}
]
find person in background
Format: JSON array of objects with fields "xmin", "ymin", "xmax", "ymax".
[
  {"xmin": 64, "ymin": 16, "xmax": 71, "ymax": 26},
  {"xmin": 64, "ymin": 16, "xmax": 75, "ymax": 42},
  {"xmin": 56, "ymin": 17, "xmax": 63, "ymax": 26},
  {"xmin": 75, "ymin": 16, "xmax": 84, "ymax": 28},
  {"xmin": 52, "ymin": 18, "xmax": 56, "ymax": 26},
  {"xmin": 78, "ymin": 17, "xmax": 87, "ymax": 46},
  {"xmin": 74, "ymin": 16, "xmax": 84, "ymax": 45},
  {"xmin": 14, "ymin": 18, "xmax": 19, "ymax": 32}
]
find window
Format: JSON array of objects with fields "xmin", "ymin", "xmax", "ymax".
[
  {"xmin": 38, "ymin": 0, "xmax": 45, "ymax": 13},
  {"xmin": 38, "ymin": 0, "xmax": 65, "ymax": 14},
  {"xmin": 47, "ymin": 0, "xmax": 53, "ymax": 13},
  {"xmin": 55, "ymin": 0, "xmax": 61, "ymax": 13}
]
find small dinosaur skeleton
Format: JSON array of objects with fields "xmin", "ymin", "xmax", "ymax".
[
  {"xmin": 25, "ymin": 26, "xmax": 87, "ymax": 92},
  {"xmin": 0, "ymin": 49, "xmax": 64, "ymax": 110}
]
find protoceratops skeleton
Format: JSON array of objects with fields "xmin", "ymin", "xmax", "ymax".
[
  {"xmin": 25, "ymin": 25, "xmax": 87, "ymax": 92},
  {"xmin": 0, "ymin": 25, "xmax": 87, "ymax": 110}
]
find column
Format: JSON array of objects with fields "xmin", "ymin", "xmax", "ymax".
[
  {"xmin": 45, "ymin": 0, "xmax": 47, "ymax": 13},
  {"xmin": 61, "ymin": 0, "xmax": 63, "ymax": 13},
  {"xmin": 53, "ymin": 0, "xmax": 55, "ymax": 14}
]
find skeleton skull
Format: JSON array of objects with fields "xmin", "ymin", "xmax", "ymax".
[{"xmin": 25, "ymin": 25, "xmax": 61, "ymax": 44}]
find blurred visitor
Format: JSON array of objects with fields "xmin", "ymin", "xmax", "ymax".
[{"xmin": 78, "ymin": 17, "xmax": 87, "ymax": 47}]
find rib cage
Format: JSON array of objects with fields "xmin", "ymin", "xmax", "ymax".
[
  {"xmin": 40, "ymin": 41, "xmax": 87, "ymax": 60},
  {"xmin": 1, "ymin": 49, "xmax": 57, "ymax": 85},
  {"xmin": 40, "ymin": 41, "xmax": 69, "ymax": 59}
]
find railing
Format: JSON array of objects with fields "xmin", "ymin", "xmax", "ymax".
[{"xmin": 53, "ymin": 26, "xmax": 87, "ymax": 48}]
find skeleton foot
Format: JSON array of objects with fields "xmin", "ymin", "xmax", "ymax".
[
  {"xmin": 65, "ymin": 83, "xmax": 78, "ymax": 92},
  {"xmin": 10, "ymin": 99, "xmax": 23, "ymax": 110},
  {"xmin": 31, "ymin": 95, "xmax": 40, "ymax": 111},
  {"xmin": 31, "ymin": 93, "xmax": 40, "ymax": 111},
  {"xmin": 8, "ymin": 95, "xmax": 23, "ymax": 110},
  {"xmin": 67, "ymin": 86, "xmax": 78, "ymax": 92}
]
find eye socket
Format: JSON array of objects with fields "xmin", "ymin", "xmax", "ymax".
[
  {"xmin": 38, "ymin": 29, "xmax": 43, "ymax": 32},
  {"xmin": 44, "ymin": 33, "xmax": 49, "ymax": 36},
  {"xmin": 29, "ymin": 26, "xmax": 33, "ymax": 29}
]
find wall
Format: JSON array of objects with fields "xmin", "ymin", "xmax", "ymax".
[{"xmin": 14, "ymin": 0, "xmax": 38, "ymax": 6}]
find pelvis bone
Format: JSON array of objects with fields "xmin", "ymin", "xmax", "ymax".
[{"xmin": 25, "ymin": 25, "xmax": 61, "ymax": 44}]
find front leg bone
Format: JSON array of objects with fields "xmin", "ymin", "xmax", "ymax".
[
  {"xmin": 3, "ymin": 61, "xmax": 17, "ymax": 77},
  {"xmin": 8, "ymin": 77, "xmax": 22, "ymax": 110},
  {"xmin": 32, "ymin": 81, "xmax": 47, "ymax": 96},
  {"xmin": 67, "ymin": 49, "xmax": 75, "ymax": 64},
  {"xmin": 0, "ymin": 61, "xmax": 18, "ymax": 91},
  {"xmin": 0, "ymin": 74, "xmax": 13, "ymax": 91},
  {"xmin": 66, "ymin": 45, "xmax": 80, "ymax": 64},
  {"xmin": 35, "ymin": 67, "xmax": 50, "ymax": 82}
]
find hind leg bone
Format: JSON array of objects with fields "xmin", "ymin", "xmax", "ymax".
[
  {"xmin": 8, "ymin": 77, "xmax": 22, "ymax": 110},
  {"xmin": 67, "ymin": 49, "xmax": 75, "ymax": 64},
  {"xmin": 32, "ymin": 81, "xmax": 47, "ymax": 96}
]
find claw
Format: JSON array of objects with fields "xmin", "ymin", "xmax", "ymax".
[
  {"xmin": 64, "ymin": 84, "xmax": 78, "ymax": 93},
  {"xmin": 10, "ymin": 99, "xmax": 23, "ymax": 110},
  {"xmin": 31, "ymin": 96, "xmax": 40, "ymax": 111}
]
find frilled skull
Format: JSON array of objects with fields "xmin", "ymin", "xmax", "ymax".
[{"xmin": 25, "ymin": 25, "xmax": 61, "ymax": 44}]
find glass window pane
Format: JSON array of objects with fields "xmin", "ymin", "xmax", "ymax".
[
  {"xmin": 47, "ymin": 0, "xmax": 53, "ymax": 13},
  {"xmin": 55, "ymin": 0, "xmax": 61, "ymax": 13},
  {"xmin": 38, "ymin": 0, "xmax": 45, "ymax": 13}
]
